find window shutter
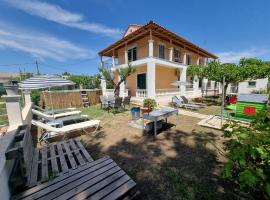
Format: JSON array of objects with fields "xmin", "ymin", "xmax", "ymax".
[
  {"xmin": 128, "ymin": 49, "xmax": 132, "ymax": 62},
  {"xmin": 133, "ymin": 47, "xmax": 137, "ymax": 61}
]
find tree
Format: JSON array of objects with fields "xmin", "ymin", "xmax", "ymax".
[
  {"xmin": 204, "ymin": 61, "xmax": 243, "ymax": 101},
  {"xmin": 68, "ymin": 74, "xmax": 101, "ymax": 89},
  {"xmin": 100, "ymin": 63, "xmax": 136, "ymax": 97},
  {"xmin": 187, "ymin": 64, "xmax": 207, "ymax": 99}
]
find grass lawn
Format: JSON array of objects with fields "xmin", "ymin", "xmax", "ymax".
[
  {"xmin": 0, "ymin": 102, "xmax": 8, "ymax": 126},
  {"xmin": 79, "ymin": 104, "xmax": 235, "ymax": 200}
]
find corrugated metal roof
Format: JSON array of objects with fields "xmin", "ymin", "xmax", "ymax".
[{"xmin": 238, "ymin": 94, "xmax": 268, "ymax": 103}]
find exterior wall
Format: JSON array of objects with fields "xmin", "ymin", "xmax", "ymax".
[
  {"xmin": 238, "ymin": 78, "xmax": 268, "ymax": 94},
  {"xmin": 155, "ymin": 65, "xmax": 178, "ymax": 89},
  {"xmin": 227, "ymin": 78, "xmax": 268, "ymax": 94},
  {"xmin": 115, "ymin": 34, "xmax": 205, "ymax": 65},
  {"xmin": 126, "ymin": 65, "xmax": 147, "ymax": 96}
]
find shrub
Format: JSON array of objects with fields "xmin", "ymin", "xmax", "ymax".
[
  {"xmin": 0, "ymin": 87, "xmax": 6, "ymax": 97},
  {"xmin": 143, "ymin": 98, "xmax": 157, "ymax": 109},
  {"xmin": 223, "ymin": 111, "xmax": 270, "ymax": 198},
  {"xmin": 31, "ymin": 90, "xmax": 41, "ymax": 105}
]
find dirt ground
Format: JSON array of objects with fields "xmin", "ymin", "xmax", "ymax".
[{"xmin": 79, "ymin": 106, "xmax": 237, "ymax": 200}]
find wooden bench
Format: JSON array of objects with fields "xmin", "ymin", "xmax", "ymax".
[
  {"xmin": 6, "ymin": 125, "xmax": 138, "ymax": 200},
  {"xmin": 12, "ymin": 156, "xmax": 137, "ymax": 200},
  {"xmin": 5, "ymin": 125, "xmax": 93, "ymax": 191}
]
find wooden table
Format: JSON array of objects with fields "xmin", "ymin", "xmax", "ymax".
[{"xmin": 142, "ymin": 107, "xmax": 178, "ymax": 136}]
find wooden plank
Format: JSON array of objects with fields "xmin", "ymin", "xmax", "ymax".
[
  {"xmin": 41, "ymin": 147, "xmax": 48, "ymax": 182},
  {"xmin": 70, "ymin": 170, "xmax": 126, "ymax": 200},
  {"xmin": 49, "ymin": 144, "xmax": 59, "ymax": 175},
  {"xmin": 75, "ymin": 138, "xmax": 93, "ymax": 162},
  {"xmin": 88, "ymin": 175, "xmax": 132, "ymax": 200},
  {"xmin": 69, "ymin": 140, "xmax": 85, "ymax": 165},
  {"xmin": 13, "ymin": 157, "xmax": 113, "ymax": 200},
  {"xmin": 102, "ymin": 180, "xmax": 136, "ymax": 200},
  {"xmin": 56, "ymin": 142, "xmax": 69, "ymax": 173},
  {"xmin": 62, "ymin": 141, "xmax": 77, "ymax": 169},
  {"xmin": 40, "ymin": 164, "xmax": 120, "ymax": 200},
  {"xmin": 28, "ymin": 148, "xmax": 40, "ymax": 187}
]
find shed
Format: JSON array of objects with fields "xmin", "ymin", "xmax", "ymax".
[{"xmin": 235, "ymin": 94, "xmax": 268, "ymax": 119}]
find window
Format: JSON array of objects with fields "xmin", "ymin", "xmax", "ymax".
[
  {"xmin": 248, "ymin": 81, "xmax": 256, "ymax": 88},
  {"xmin": 128, "ymin": 47, "xmax": 137, "ymax": 62},
  {"xmin": 174, "ymin": 48, "xmax": 180, "ymax": 62},
  {"xmin": 199, "ymin": 78, "xmax": 203, "ymax": 88},
  {"xmin": 186, "ymin": 54, "xmax": 192, "ymax": 65},
  {"xmin": 158, "ymin": 44, "xmax": 165, "ymax": 59},
  {"xmin": 199, "ymin": 57, "xmax": 205, "ymax": 65}
]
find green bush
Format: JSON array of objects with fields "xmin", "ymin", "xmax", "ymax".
[
  {"xmin": 0, "ymin": 87, "xmax": 6, "ymax": 97},
  {"xmin": 143, "ymin": 98, "xmax": 157, "ymax": 109},
  {"xmin": 31, "ymin": 90, "xmax": 41, "ymax": 105},
  {"xmin": 223, "ymin": 111, "xmax": 270, "ymax": 198}
]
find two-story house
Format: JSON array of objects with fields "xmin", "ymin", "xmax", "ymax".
[{"xmin": 99, "ymin": 21, "xmax": 218, "ymax": 101}]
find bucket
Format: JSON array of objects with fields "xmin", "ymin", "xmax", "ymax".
[{"xmin": 131, "ymin": 107, "xmax": 140, "ymax": 120}]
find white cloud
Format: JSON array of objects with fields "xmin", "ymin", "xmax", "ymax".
[
  {"xmin": 216, "ymin": 48, "xmax": 269, "ymax": 63},
  {"xmin": 0, "ymin": 22, "xmax": 95, "ymax": 61},
  {"xmin": 4, "ymin": 0, "xmax": 123, "ymax": 38}
]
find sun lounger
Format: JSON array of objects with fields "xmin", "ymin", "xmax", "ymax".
[
  {"xmin": 180, "ymin": 96, "xmax": 206, "ymax": 107},
  {"xmin": 32, "ymin": 119, "xmax": 100, "ymax": 135},
  {"xmin": 32, "ymin": 108, "xmax": 81, "ymax": 120},
  {"xmin": 172, "ymin": 96, "xmax": 201, "ymax": 110},
  {"xmin": 33, "ymin": 105, "xmax": 76, "ymax": 114}
]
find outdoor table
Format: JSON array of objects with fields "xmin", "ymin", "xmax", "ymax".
[{"xmin": 142, "ymin": 107, "xmax": 178, "ymax": 137}]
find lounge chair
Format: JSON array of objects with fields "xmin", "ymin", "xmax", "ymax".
[
  {"xmin": 32, "ymin": 119, "xmax": 99, "ymax": 134},
  {"xmin": 180, "ymin": 96, "xmax": 206, "ymax": 107},
  {"xmin": 172, "ymin": 96, "xmax": 201, "ymax": 110},
  {"xmin": 33, "ymin": 105, "xmax": 76, "ymax": 114},
  {"xmin": 32, "ymin": 108, "xmax": 81, "ymax": 120}
]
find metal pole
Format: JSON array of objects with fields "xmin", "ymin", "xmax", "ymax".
[{"xmin": 221, "ymin": 77, "xmax": 225, "ymax": 127}]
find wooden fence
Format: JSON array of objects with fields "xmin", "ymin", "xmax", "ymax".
[{"xmin": 40, "ymin": 89, "xmax": 102, "ymax": 108}]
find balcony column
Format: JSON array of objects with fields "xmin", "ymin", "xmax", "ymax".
[
  {"xmin": 148, "ymin": 40, "xmax": 154, "ymax": 57},
  {"xmin": 2, "ymin": 95, "xmax": 23, "ymax": 127},
  {"xmin": 179, "ymin": 67, "xmax": 186, "ymax": 95},
  {"xmin": 169, "ymin": 47, "xmax": 173, "ymax": 61},
  {"xmin": 118, "ymin": 75, "xmax": 126, "ymax": 98},
  {"xmin": 183, "ymin": 50, "xmax": 187, "ymax": 65},
  {"xmin": 147, "ymin": 62, "xmax": 156, "ymax": 99},
  {"xmin": 124, "ymin": 43, "xmax": 128, "ymax": 64},
  {"xmin": 101, "ymin": 78, "xmax": 107, "ymax": 96},
  {"xmin": 193, "ymin": 56, "xmax": 200, "ymax": 92}
]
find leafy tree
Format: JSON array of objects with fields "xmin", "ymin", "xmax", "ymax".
[
  {"xmin": 205, "ymin": 61, "xmax": 243, "ymax": 101},
  {"xmin": 187, "ymin": 64, "xmax": 207, "ymax": 99},
  {"xmin": 223, "ymin": 111, "xmax": 270, "ymax": 198},
  {"xmin": 100, "ymin": 63, "xmax": 136, "ymax": 97},
  {"xmin": 68, "ymin": 74, "xmax": 101, "ymax": 89}
]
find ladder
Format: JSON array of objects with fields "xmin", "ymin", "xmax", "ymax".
[{"xmin": 80, "ymin": 90, "xmax": 90, "ymax": 107}]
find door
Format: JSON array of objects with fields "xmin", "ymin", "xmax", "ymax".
[{"xmin": 137, "ymin": 73, "xmax": 146, "ymax": 89}]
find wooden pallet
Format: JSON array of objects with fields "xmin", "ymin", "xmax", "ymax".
[
  {"xmin": 12, "ymin": 156, "xmax": 137, "ymax": 200},
  {"xmin": 29, "ymin": 138, "xmax": 93, "ymax": 186}
]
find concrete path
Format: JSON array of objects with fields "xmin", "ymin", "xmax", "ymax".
[{"xmin": 178, "ymin": 109, "xmax": 209, "ymax": 119}]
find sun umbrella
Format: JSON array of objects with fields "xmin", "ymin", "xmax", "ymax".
[{"xmin": 19, "ymin": 75, "xmax": 75, "ymax": 117}]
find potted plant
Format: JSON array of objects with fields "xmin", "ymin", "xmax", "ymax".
[{"xmin": 141, "ymin": 98, "xmax": 157, "ymax": 114}]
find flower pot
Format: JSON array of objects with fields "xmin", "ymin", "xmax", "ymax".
[
  {"xmin": 4, "ymin": 85, "xmax": 19, "ymax": 95},
  {"xmin": 141, "ymin": 107, "xmax": 152, "ymax": 115}
]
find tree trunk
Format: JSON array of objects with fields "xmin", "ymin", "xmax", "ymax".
[
  {"xmin": 114, "ymin": 85, "xmax": 120, "ymax": 97},
  {"xmin": 223, "ymin": 83, "xmax": 229, "ymax": 105}
]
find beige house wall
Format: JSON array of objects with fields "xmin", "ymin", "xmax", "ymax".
[
  {"xmin": 126, "ymin": 65, "xmax": 147, "ymax": 96},
  {"xmin": 116, "ymin": 34, "xmax": 202, "ymax": 65},
  {"xmin": 155, "ymin": 65, "xmax": 178, "ymax": 89}
]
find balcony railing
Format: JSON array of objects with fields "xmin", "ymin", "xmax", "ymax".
[
  {"xmin": 105, "ymin": 89, "xmax": 129, "ymax": 97},
  {"xmin": 156, "ymin": 88, "xmax": 179, "ymax": 97},
  {"xmin": 136, "ymin": 89, "xmax": 147, "ymax": 98}
]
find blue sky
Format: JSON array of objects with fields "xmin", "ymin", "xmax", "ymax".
[{"xmin": 0, "ymin": 0, "xmax": 269, "ymax": 75}]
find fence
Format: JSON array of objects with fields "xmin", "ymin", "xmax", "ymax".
[{"xmin": 40, "ymin": 89, "xmax": 102, "ymax": 109}]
